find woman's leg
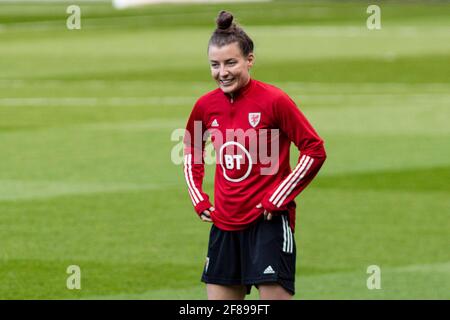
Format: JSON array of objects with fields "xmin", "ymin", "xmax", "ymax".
[
  {"xmin": 258, "ymin": 283, "xmax": 293, "ymax": 300},
  {"xmin": 207, "ymin": 284, "xmax": 247, "ymax": 300}
]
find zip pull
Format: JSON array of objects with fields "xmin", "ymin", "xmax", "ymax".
[{"xmin": 229, "ymin": 93, "xmax": 234, "ymax": 104}]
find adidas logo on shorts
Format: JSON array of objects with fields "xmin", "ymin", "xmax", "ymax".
[{"xmin": 263, "ymin": 265, "xmax": 275, "ymax": 274}]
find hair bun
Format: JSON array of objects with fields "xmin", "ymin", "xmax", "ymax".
[{"xmin": 216, "ymin": 10, "xmax": 233, "ymax": 30}]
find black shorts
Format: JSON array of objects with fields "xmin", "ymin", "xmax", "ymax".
[{"xmin": 201, "ymin": 214, "xmax": 296, "ymax": 295}]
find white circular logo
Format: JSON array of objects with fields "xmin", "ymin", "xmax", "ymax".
[{"xmin": 218, "ymin": 141, "xmax": 252, "ymax": 183}]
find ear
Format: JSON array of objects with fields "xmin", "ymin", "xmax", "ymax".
[{"xmin": 246, "ymin": 53, "xmax": 255, "ymax": 69}]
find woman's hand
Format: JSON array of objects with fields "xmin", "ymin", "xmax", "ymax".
[
  {"xmin": 256, "ymin": 203, "xmax": 272, "ymax": 221},
  {"xmin": 200, "ymin": 207, "xmax": 215, "ymax": 222}
]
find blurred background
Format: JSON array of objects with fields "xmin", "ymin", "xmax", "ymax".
[{"xmin": 0, "ymin": 0, "xmax": 449, "ymax": 299}]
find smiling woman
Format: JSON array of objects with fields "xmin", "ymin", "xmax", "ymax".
[
  {"xmin": 208, "ymin": 11, "xmax": 254, "ymax": 96},
  {"xmin": 182, "ymin": 10, "xmax": 327, "ymax": 300}
]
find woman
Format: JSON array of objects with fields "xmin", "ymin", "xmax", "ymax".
[{"xmin": 183, "ymin": 11, "xmax": 326, "ymax": 300}]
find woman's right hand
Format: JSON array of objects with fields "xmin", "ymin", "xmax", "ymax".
[{"xmin": 200, "ymin": 207, "xmax": 215, "ymax": 222}]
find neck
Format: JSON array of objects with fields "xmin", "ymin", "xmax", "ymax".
[{"xmin": 227, "ymin": 77, "xmax": 251, "ymax": 99}]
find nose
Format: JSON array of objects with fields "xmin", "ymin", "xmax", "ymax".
[{"xmin": 219, "ymin": 65, "xmax": 229, "ymax": 78}]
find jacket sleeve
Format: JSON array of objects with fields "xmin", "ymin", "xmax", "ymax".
[
  {"xmin": 261, "ymin": 92, "xmax": 326, "ymax": 212},
  {"xmin": 183, "ymin": 101, "xmax": 213, "ymax": 216}
]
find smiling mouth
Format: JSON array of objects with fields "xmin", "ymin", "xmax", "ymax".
[{"xmin": 220, "ymin": 78, "xmax": 235, "ymax": 86}]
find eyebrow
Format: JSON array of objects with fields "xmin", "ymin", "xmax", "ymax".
[{"xmin": 210, "ymin": 59, "xmax": 237, "ymax": 63}]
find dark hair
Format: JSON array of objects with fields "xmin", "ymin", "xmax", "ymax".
[{"xmin": 208, "ymin": 11, "xmax": 254, "ymax": 56}]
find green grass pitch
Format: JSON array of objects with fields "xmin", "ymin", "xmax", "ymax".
[{"xmin": 0, "ymin": 0, "xmax": 449, "ymax": 299}]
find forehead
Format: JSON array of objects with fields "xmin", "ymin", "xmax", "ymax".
[{"xmin": 208, "ymin": 42, "xmax": 243, "ymax": 61}]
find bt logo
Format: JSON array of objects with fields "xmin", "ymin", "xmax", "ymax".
[{"xmin": 219, "ymin": 141, "xmax": 252, "ymax": 183}]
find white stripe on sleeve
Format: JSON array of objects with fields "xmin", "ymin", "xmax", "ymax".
[
  {"xmin": 187, "ymin": 154, "xmax": 204, "ymax": 202},
  {"xmin": 269, "ymin": 155, "xmax": 307, "ymax": 204},
  {"xmin": 184, "ymin": 155, "xmax": 199, "ymax": 205},
  {"xmin": 187, "ymin": 188, "xmax": 197, "ymax": 206},
  {"xmin": 276, "ymin": 157, "xmax": 314, "ymax": 207},
  {"xmin": 271, "ymin": 156, "xmax": 311, "ymax": 207}
]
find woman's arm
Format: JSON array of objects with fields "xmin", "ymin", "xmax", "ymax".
[{"xmin": 261, "ymin": 93, "xmax": 327, "ymax": 212}]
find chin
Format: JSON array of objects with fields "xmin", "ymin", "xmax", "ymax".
[
  {"xmin": 220, "ymin": 87, "xmax": 233, "ymax": 93},
  {"xmin": 219, "ymin": 83, "xmax": 238, "ymax": 94}
]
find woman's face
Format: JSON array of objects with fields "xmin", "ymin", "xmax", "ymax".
[{"xmin": 208, "ymin": 42, "xmax": 254, "ymax": 95}]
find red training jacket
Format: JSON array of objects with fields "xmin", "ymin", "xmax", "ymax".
[{"xmin": 183, "ymin": 78, "xmax": 326, "ymax": 231}]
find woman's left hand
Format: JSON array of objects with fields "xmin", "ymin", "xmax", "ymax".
[{"xmin": 256, "ymin": 203, "xmax": 272, "ymax": 221}]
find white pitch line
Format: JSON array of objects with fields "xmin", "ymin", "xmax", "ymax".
[
  {"xmin": 249, "ymin": 25, "xmax": 450, "ymax": 37},
  {"xmin": 277, "ymin": 82, "xmax": 450, "ymax": 93},
  {"xmin": 293, "ymin": 93, "xmax": 450, "ymax": 100},
  {"xmin": 394, "ymin": 262, "xmax": 450, "ymax": 273},
  {"xmin": 1, "ymin": 80, "xmax": 449, "ymax": 93},
  {"xmin": 0, "ymin": 97, "xmax": 196, "ymax": 106},
  {"xmin": 78, "ymin": 261, "xmax": 450, "ymax": 300},
  {"xmin": 80, "ymin": 119, "xmax": 185, "ymax": 131},
  {"xmin": 2, "ymin": 94, "xmax": 450, "ymax": 108},
  {"xmin": 114, "ymin": 0, "xmax": 271, "ymax": 9},
  {"xmin": 0, "ymin": 180, "xmax": 178, "ymax": 201},
  {"xmin": 0, "ymin": 79, "xmax": 214, "ymax": 90},
  {"xmin": 0, "ymin": 0, "xmax": 110, "ymax": 3}
]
